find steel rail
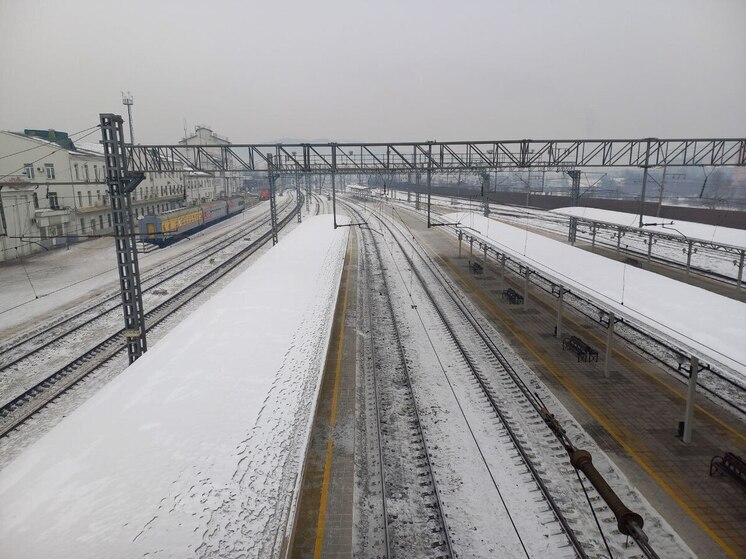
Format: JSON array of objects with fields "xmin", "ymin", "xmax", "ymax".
[
  {"xmin": 360, "ymin": 230, "xmax": 392, "ymax": 558},
  {"xmin": 0, "ymin": 200, "xmax": 293, "ymax": 371},
  {"xmin": 350, "ymin": 200, "xmax": 587, "ymax": 558},
  {"xmin": 355, "ymin": 204, "xmax": 454, "ymax": 558},
  {"xmin": 0, "ymin": 196, "xmax": 302, "ymax": 438},
  {"xmin": 390, "ymin": 197, "xmax": 746, "ymax": 414}
]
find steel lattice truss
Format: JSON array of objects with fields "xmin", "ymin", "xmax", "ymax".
[{"xmin": 126, "ymin": 138, "xmax": 746, "ymax": 174}]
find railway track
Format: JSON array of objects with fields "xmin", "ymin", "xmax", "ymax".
[
  {"xmin": 0, "ymin": 197, "xmax": 293, "ymax": 369},
  {"xmin": 0, "ymin": 196, "xmax": 303, "ymax": 438},
  {"xmin": 389, "ymin": 196, "xmax": 746, "ymax": 415},
  {"xmin": 348, "ymin": 200, "xmax": 592, "ymax": 558},
  {"xmin": 351, "ymin": 196, "xmax": 678, "ymax": 558},
  {"xmin": 358, "ymin": 210, "xmax": 453, "ymax": 558}
]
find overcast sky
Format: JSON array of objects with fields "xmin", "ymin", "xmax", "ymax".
[{"xmin": 1, "ymin": 0, "xmax": 744, "ymax": 144}]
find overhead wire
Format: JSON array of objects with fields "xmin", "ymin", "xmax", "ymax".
[
  {"xmin": 0, "ymin": 124, "xmax": 101, "ymax": 162},
  {"xmin": 0, "ymin": 125, "xmax": 102, "ymax": 181}
]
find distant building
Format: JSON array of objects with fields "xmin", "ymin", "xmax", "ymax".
[
  {"xmin": 178, "ymin": 126, "xmax": 239, "ymax": 203},
  {"xmin": 0, "ymin": 129, "xmax": 185, "ymax": 262}
]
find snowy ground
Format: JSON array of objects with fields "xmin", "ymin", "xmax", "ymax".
[
  {"xmin": 0, "ymin": 199, "xmax": 281, "ymax": 336},
  {"xmin": 0, "ymin": 215, "xmax": 349, "ymax": 559},
  {"xmin": 443, "ymin": 211, "xmax": 746, "ymax": 381}
]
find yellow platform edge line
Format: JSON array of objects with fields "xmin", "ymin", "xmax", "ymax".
[{"xmin": 313, "ymin": 238, "xmax": 352, "ymax": 558}]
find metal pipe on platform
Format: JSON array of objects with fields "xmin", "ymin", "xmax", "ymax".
[
  {"xmin": 686, "ymin": 241, "xmax": 693, "ymax": 275},
  {"xmin": 591, "ymin": 223, "xmax": 596, "ymax": 251},
  {"xmin": 647, "ymin": 232, "xmax": 653, "ymax": 262},
  {"xmin": 604, "ymin": 312, "xmax": 615, "ymax": 378},
  {"xmin": 683, "ymin": 356, "xmax": 699, "ymax": 443},
  {"xmin": 570, "ymin": 448, "xmax": 645, "ymax": 537}
]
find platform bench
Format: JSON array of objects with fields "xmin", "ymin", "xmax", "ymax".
[
  {"xmin": 624, "ymin": 257, "xmax": 643, "ymax": 268},
  {"xmin": 470, "ymin": 261, "xmax": 484, "ymax": 275},
  {"xmin": 710, "ymin": 452, "xmax": 746, "ymax": 488},
  {"xmin": 502, "ymin": 288, "xmax": 524, "ymax": 305},
  {"xmin": 562, "ymin": 335, "xmax": 599, "ymax": 362}
]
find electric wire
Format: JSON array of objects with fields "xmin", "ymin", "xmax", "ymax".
[{"xmin": 0, "ymin": 124, "xmax": 101, "ymax": 162}]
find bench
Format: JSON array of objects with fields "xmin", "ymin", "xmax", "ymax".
[
  {"xmin": 469, "ymin": 261, "xmax": 484, "ymax": 275},
  {"xmin": 501, "ymin": 288, "xmax": 524, "ymax": 305},
  {"xmin": 624, "ymin": 257, "xmax": 642, "ymax": 268},
  {"xmin": 710, "ymin": 452, "xmax": 746, "ymax": 488},
  {"xmin": 562, "ymin": 335, "xmax": 599, "ymax": 362}
]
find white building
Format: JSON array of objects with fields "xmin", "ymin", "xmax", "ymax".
[
  {"xmin": 179, "ymin": 126, "xmax": 239, "ymax": 204},
  {"xmin": 0, "ymin": 129, "xmax": 186, "ymax": 262}
]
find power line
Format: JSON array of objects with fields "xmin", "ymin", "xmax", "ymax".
[
  {"xmin": 0, "ymin": 125, "xmax": 101, "ymax": 162},
  {"xmin": 0, "ymin": 126, "xmax": 101, "ymax": 181}
]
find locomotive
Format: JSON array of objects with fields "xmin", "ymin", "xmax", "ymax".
[{"xmin": 138, "ymin": 195, "xmax": 246, "ymax": 247}]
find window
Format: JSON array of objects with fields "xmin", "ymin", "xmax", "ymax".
[
  {"xmin": 48, "ymin": 192, "xmax": 59, "ymax": 210},
  {"xmin": 107, "ymin": 214, "xmax": 112, "ymax": 227},
  {"xmin": 44, "ymin": 163, "xmax": 55, "ymax": 179},
  {"xmin": 24, "ymin": 164, "xmax": 34, "ymax": 179},
  {"xmin": 91, "ymin": 219, "xmax": 96, "ymax": 232},
  {"xmin": 74, "ymin": 164, "xmax": 80, "ymax": 180},
  {"xmin": 99, "ymin": 215, "xmax": 104, "ymax": 229},
  {"xmin": 33, "ymin": 193, "xmax": 39, "ymax": 209},
  {"xmin": 87, "ymin": 191, "xmax": 92, "ymax": 206},
  {"xmin": 80, "ymin": 218, "xmax": 86, "ymax": 234},
  {"xmin": 78, "ymin": 192, "xmax": 83, "ymax": 207},
  {"xmin": 94, "ymin": 166, "xmax": 99, "ymax": 181},
  {"xmin": 84, "ymin": 164, "xmax": 89, "ymax": 181},
  {"xmin": 97, "ymin": 190, "xmax": 101, "ymax": 201}
]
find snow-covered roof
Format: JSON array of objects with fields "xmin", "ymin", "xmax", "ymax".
[
  {"xmin": 445, "ymin": 211, "xmax": 746, "ymax": 378},
  {"xmin": 3, "ymin": 131, "xmax": 77, "ymax": 155},
  {"xmin": 552, "ymin": 207, "xmax": 746, "ymax": 250},
  {"xmin": 74, "ymin": 141, "xmax": 105, "ymax": 156}
]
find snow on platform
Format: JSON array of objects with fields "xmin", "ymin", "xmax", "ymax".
[
  {"xmin": 444, "ymin": 212, "xmax": 746, "ymax": 378},
  {"xmin": 0, "ymin": 215, "xmax": 349, "ymax": 558},
  {"xmin": 552, "ymin": 206, "xmax": 746, "ymax": 249}
]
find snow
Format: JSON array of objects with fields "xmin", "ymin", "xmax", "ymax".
[
  {"xmin": 0, "ymin": 200, "xmax": 273, "ymax": 337},
  {"xmin": 443, "ymin": 211, "xmax": 746, "ymax": 378},
  {"xmin": 552, "ymin": 206, "xmax": 746, "ymax": 249},
  {"xmin": 0, "ymin": 214, "xmax": 349, "ymax": 558}
]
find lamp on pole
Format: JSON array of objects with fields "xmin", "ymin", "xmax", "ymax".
[{"xmin": 121, "ymin": 92, "xmax": 135, "ymax": 145}]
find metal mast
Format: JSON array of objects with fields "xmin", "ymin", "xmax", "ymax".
[
  {"xmin": 567, "ymin": 170, "xmax": 581, "ymax": 244},
  {"xmin": 100, "ymin": 114, "xmax": 147, "ymax": 363},
  {"xmin": 121, "ymin": 92, "xmax": 135, "ymax": 144},
  {"xmin": 267, "ymin": 154, "xmax": 279, "ymax": 244}
]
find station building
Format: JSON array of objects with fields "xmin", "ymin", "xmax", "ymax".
[
  {"xmin": 0, "ymin": 129, "xmax": 186, "ymax": 262},
  {"xmin": 179, "ymin": 125, "xmax": 240, "ymax": 204}
]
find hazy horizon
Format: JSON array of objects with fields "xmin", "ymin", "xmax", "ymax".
[{"xmin": 1, "ymin": 0, "xmax": 744, "ymax": 144}]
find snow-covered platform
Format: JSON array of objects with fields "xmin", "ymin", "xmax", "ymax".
[
  {"xmin": 0, "ymin": 215, "xmax": 349, "ymax": 558},
  {"xmin": 552, "ymin": 206, "xmax": 746, "ymax": 249},
  {"xmin": 445, "ymin": 212, "xmax": 746, "ymax": 380}
]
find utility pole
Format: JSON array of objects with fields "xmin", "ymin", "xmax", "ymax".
[
  {"xmin": 266, "ymin": 154, "xmax": 279, "ymax": 244},
  {"xmin": 567, "ymin": 170, "xmax": 581, "ymax": 244},
  {"xmin": 121, "ymin": 92, "xmax": 135, "ymax": 145},
  {"xmin": 656, "ymin": 166, "xmax": 668, "ymax": 217},
  {"xmin": 638, "ymin": 139, "xmax": 653, "ymax": 228},
  {"xmin": 100, "ymin": 113, "xmax": 146, "ymax": 364}
]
